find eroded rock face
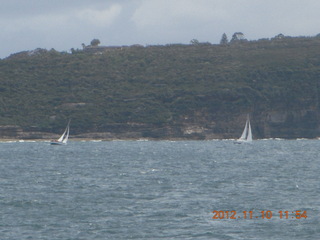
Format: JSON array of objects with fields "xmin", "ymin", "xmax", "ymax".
[
  {"xmin": 261, "ymin": 110, "xmax": 319, "ymax": 139},
  {"xmin": 0, "ymin": 125, "xmax": 23, "ymax": 138},
  {"xmin": 1, "ymin": 109, "xmax": 319, "ymax": 140}
]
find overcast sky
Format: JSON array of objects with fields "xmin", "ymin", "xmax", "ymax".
[{"xmin": 1, "ymin": 0, "xmax": 320, "ymax": 58}]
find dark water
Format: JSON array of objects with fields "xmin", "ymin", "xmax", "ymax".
[{"xmin": 0, "ymin": 140, "xmax": 319, "ymax": 239}]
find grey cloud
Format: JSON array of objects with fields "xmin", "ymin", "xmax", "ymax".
[{"xmin": 1, "ymin": 0, "xmax": 320, "ymax": 58}]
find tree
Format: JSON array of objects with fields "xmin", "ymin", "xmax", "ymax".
[
  {"xmin": 274, "ymin": 33, "xmax": 285, "ymax": 40},
  {"xmin": 230, "ymin": 32, "xmax": 246, "ymax": 43},
  {"xmin": 190, "ymin": 39, "xmax": 200, "ymax": 45},
  {"xmin": 220, "ymin": 33, "xmax": 228, "ymax": 45},
  {"xmin": 90, "ymin": 39, "xmax": 101, "ymax": 46}
]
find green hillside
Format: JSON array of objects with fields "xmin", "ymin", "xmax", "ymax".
[{"xmin": 1, "ymin": 35, "xmax": 320, "ymax": 139}]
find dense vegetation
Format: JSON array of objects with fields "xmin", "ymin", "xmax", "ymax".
[{"xmin": 1, "ymin": 35, "xmax": 320, "ymax": 138}]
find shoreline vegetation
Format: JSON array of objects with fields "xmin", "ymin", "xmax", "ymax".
[{"xmin": 1, "ymin": 33, "xmax": 320, "ymax": 140}]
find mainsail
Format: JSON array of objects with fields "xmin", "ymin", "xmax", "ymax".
[
  {"xmin": 237, "ymin": 116, "xmax": 252, "ymax": 143},
  {"xmin": 51, "ymin": 120, "xmax": 70, "ymax": 145}
]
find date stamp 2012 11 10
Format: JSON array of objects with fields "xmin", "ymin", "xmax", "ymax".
[{"xmin": 212, "ymin": 210, "xmax": 307, "ymax": 220}]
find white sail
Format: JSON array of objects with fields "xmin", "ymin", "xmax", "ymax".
[
  {"xmin": 62, "ymin": 125, "xmax": 69, "ymax": 144},
  {"xmin": 239, "ymin": 119, "xmax": 249, "ymax": 141},
  {"xmin": 247, "ymin": 120, "xmax": 252, "ymax": 142},
  {"xmin": 236, "ymin": 115, "xmax": 253, "ymax": 143},
  {"xmin": 51, "ymin": 120, "xmax": 70, "ymax": 145},
  {"xmin": 57, "ymin": 127, "xmax": 68, "ymax": 142}
]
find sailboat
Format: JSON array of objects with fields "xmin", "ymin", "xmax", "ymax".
[
  {"xmin": 50, "ymin": 120, "xmax": 70, "ymax": 145},
  {"xmin": 235, "ymin": 115, "xmax": 252, "ymax": 144}
]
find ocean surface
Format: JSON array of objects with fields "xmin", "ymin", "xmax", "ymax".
[{"xmin": 0, "ymin": 139, "xmax": 319, "ymax": 239}]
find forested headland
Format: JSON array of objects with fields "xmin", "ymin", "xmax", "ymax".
[{"xmin": 1, "ymin": 34, "xmax": 320, "ymax": 140}]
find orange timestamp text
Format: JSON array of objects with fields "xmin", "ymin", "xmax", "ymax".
[{"xmin": 212, "ymin": 210, "xmax": 307, "ymax": 220}]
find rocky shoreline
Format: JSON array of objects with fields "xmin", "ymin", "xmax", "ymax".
[{"xmin": 1, "ymin": 109, "xmax": 320, "ymax": 141}]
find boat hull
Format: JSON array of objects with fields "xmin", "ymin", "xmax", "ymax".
[
  {"xmin": 50, "ymin": 142, "xmax": 65, "ymax": 145},
  {"xmin": 234, "ymin": 140, "xmax": 252, "ymax": 144}
]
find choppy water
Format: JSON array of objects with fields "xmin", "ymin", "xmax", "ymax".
[{"xmin": 0, "ymin": 140, "xmax": 319, "ymax": 239}]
